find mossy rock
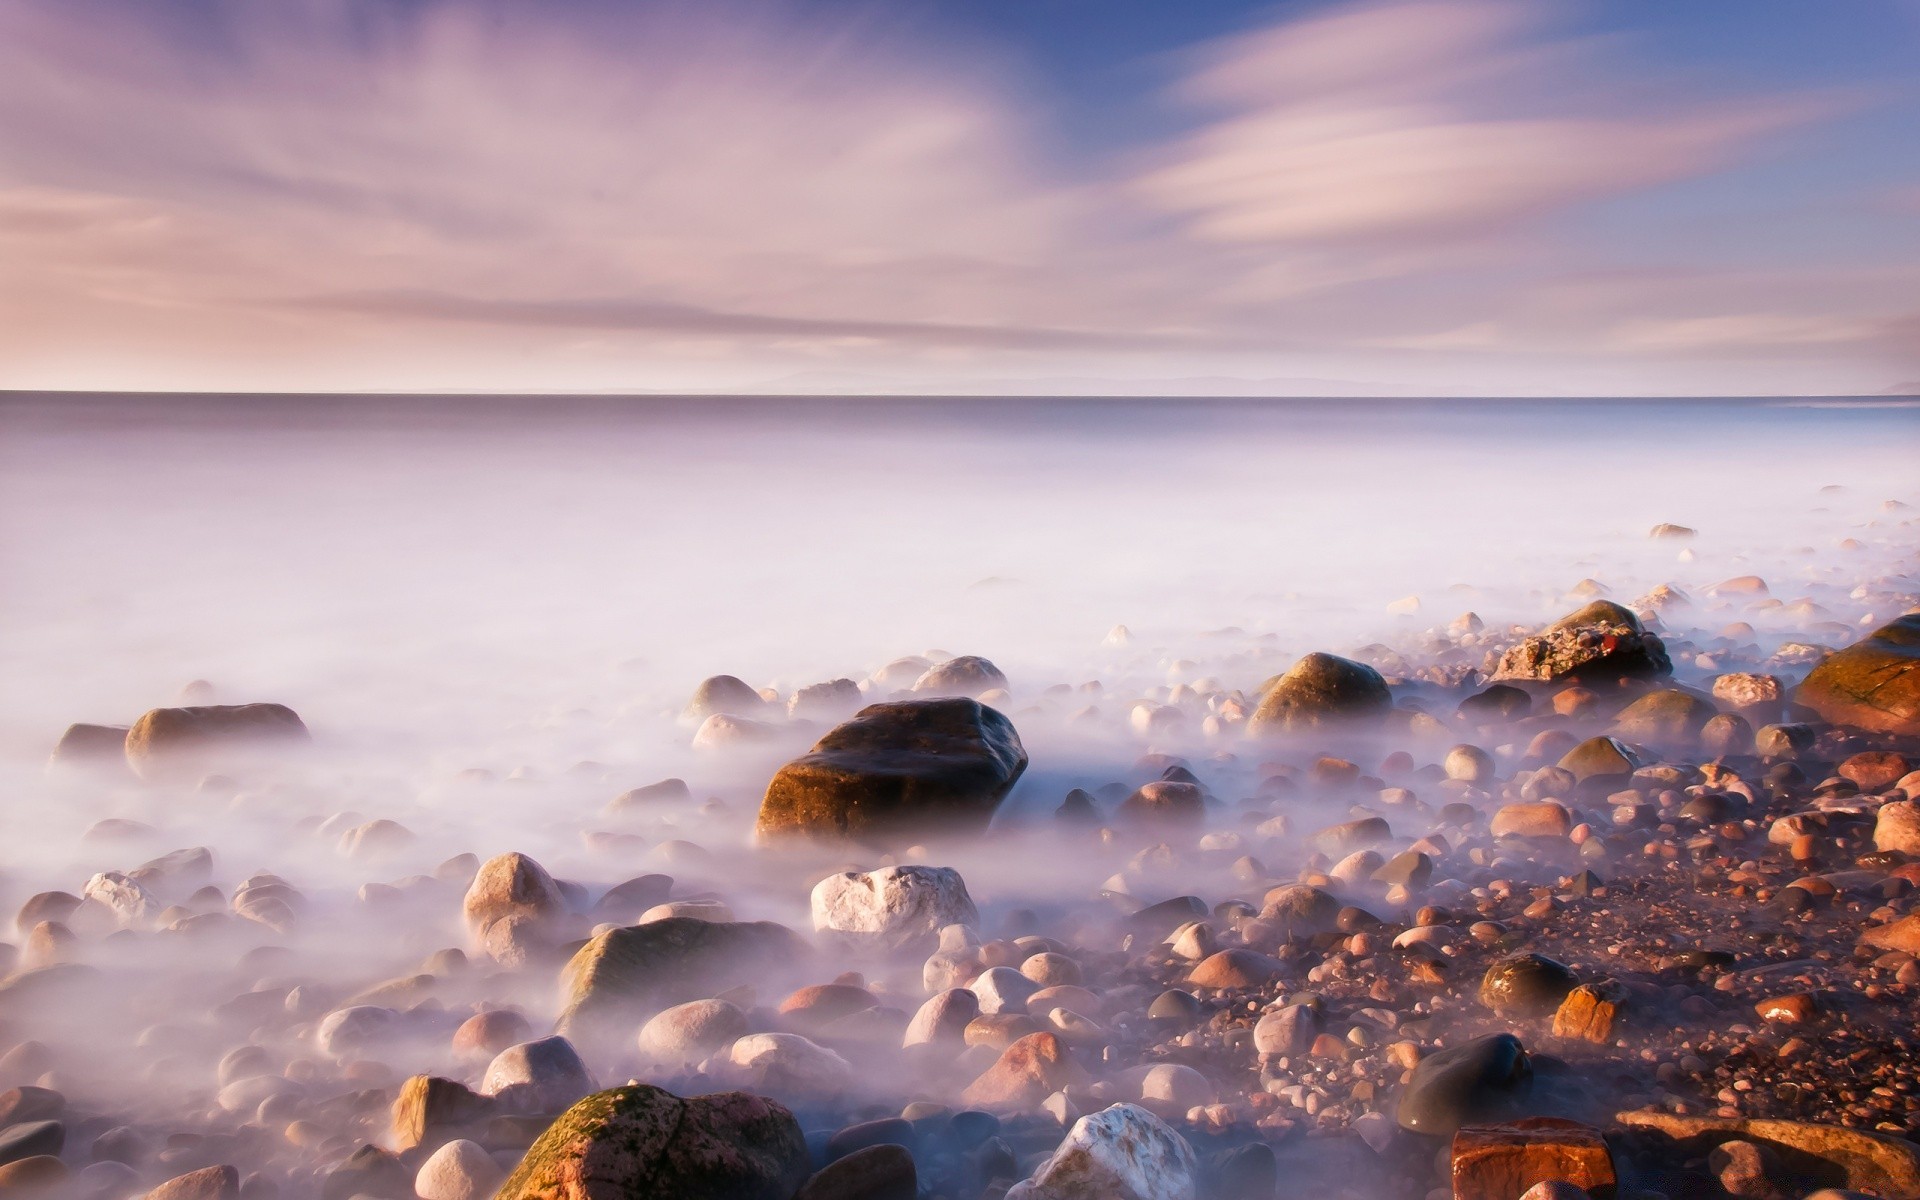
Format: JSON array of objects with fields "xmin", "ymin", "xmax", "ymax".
[
  {"xmin": 1247, "ymin": 653, "xmax": 1392, "ymax": 735},
  {"xmin": 1794, "ymin": 614, "xmax": 1920, "ymax": 736},
  {"xmin": 755, "ymin": 699, "xmax": 1027, "ymax": 845},
  {"xmin": 494, "ymin": 1084, "xmax": 808, "ymax": 1200}
]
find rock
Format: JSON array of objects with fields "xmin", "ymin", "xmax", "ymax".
[
  {"xmin": 453, "ymin": 1010, "xmax": 531, "ymax": 1061},
  {"xmin": 1458, "ymin": 686, "xmax": 1531, "ymax": 725},
  {"xmin": 1610, "ymin": 689, "xmax": 1719, "ymax": 747},
  {"xmin": 1616, "ymin": 1110, "xmax": 1920, "ymax": 1197},
  {"xmin": 1116, "ymin": 782, "xmax": 1205, "ymax": 830},
  {"xmin": 414, "ymin": 1140, "xmax": 503, "ymax": 1200},
  {"xmin": 1490, "ymin": 803, "xmax": 1572, "ymax": 840},
  {"xmin": 462, "ymin": 853, "xmax": 563, "ymax": 938},
  {"xmin": 607, "ymin": 780, "xmax": 692, "ymax": 813},
  {"xmin": 1874, "ymin": 801, "xmax": 1920, "ymax": 855},
  {"xmin": 912, "ymin": 656, "xmax": 1009, "ymax": 698},
  {"xmin": 685, "ymin": 676, "xmax": 766, "ymax": 720},
  {"xmin": 1843, "ymin": 751, "xmax": 1913, "ymax": 793},
  {"xmin": 959, "ymin": 1033, "xmax": 1085, "ymax": 1111},
  {"xmin": 557, "ymin": 918, "xmax": 810, "ymax": 1042},
  {"xmin": 1710, "ymin": 1138, "xmax": 1785, "ymax": 1199},
  {"xmin": 316, "ymin": 1006, "xmax": 404, "ymax": 1060},
  {"xmin": 1253, "ymin": 1004, "xmax": 1318, "ymax": 1057},
  {"xmin": 1259, "ymin": 885, "xmax": 1342, "ymax": 940},
  {"xmin": 1004, "ymin": 1103, "xmax": 1198, "ymax": 1200},
  {"xmin": 81, "ymin": 872, "xmax": 155, "ymax": 927},
  {"xmin": 1795, "ymin": 615, "xmax": 1920, "ymax": 735},
  {"xmin": 1700, "ymin": 712, "xmax": 1754, "ymax": 757},
  {"xmin": 1755, "ymin": 723, "xmax": 1817, "ymax": 758},
  {"xmin": 1481, "ymin": 954, "xmax": 1577, "ymax": 1017},
  {"xmin": 0, "ymin": 1091, "xmax": 62, "ymax": 1128},
  {"xmin": 1515, "ymin": 1184, "xmax": 1590, "ymax": 1200},
  {"xmin": 789, "ymin": 679, "xmax": 864, "ymax": 722},
  {"xmin": 903, "ymin": 989, "xmax": 980, "ymax": 1050},
  {"xmin": 723, "ymin": 1033, "xmax": 853, "ymax": 1097},
  {"xmin": 793, "ymin": 1143, "xmax": 916, "ymax": 1200},
  {"xmin": 338, "ymin": 819, "xmax": 414, "ymax": 858},
  {"xmin": 1551, "ymin": 981, "xmax": 1626, "ymax": 1044},
  {"xmin": 1186, "ymin": 950, "xmax": 1285, "ymax": 990},
  {"xmin": 46, "ymin": 724, "xmax": 130, "ymax": 773},
  {"xmin": 1396, "ymin": 1034, "xmax": 1533, "ymax": 1135},
  {"xmin": 1860, "ymin": 914, "xmax": 1920, "ymax": 955},
  {"xmin": 147, "ymin": 1166, "xmax": 239, "ymax": 1200},
  {"xmin": 123, "ymin": 704, "xmax": 309, "ymax": 781},
  {"xmin": 1714, "ymin": 674, "xmax": 1785, "ymax": 719},
  {"xmin": 1556, "ymin": 737, "xmax": 1639, "ymax": 783},
  {"xmin": 1446, "ymin": 744, "xmax": 1498, "ymax": 783},
  {"xmin": 755, "ymin": 699, "xmax": 1028, "ymax": 845},
  {"xmin": 777, "ymin": 983, "xmax": 878, "ymax": 1032},
  {"xmin": 638, "ymin": 1000, "xmax": 750, "ymax": 1067},
  {"xmin": 322, "ymin": 1146, "xmax": 410, "ymax": 1200},
  {"xmin": 1491, "ymin": 602, "xmax": 1671, "ymax": 684},
  {"xmin": 0, "ymin": 1121, "xmax": 62, "ymax": 1167},
  {"xmin": 391, "ymin": 1075, "xmax": 492, "ymax": 1151},
  {"xmin": 0, "ymin": 1155, "xmax": 66, "ymax": 1195},
  {"xmin": 1449, "ymin": 1118, "xmax": 1615, "ymax": 1200},
  {"xmin": 493, "ymin": 1084, "xmax": 808, "ymax": 1200},
  {"xmin": 971, "ymin": 967, "xmax": 1040, "ymax": 1015},
  {"xmin": 480, "ymin": 1037, "xmax": 595, "ymax": 1114},
  {"xmin": 811, "ymin": 866, "xmax": 979, "ymax": 956},
  {"xmin": 1246, "ymin": 653, "xmax": 1392, "ymax": 734}
]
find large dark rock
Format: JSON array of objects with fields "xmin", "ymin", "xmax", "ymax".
[
  {"xmin": 1794, "ymin": 614, "xmax": 1920, "ymax": 736},
  {"xmin": 755, "ymin": 699, "xmax": 1027, "ymax": 844},
  {"xmin": 1479, "ymin": 954, "xmax": 1578, "ymax": 1017},
  {"xmin": 123, "ymin": 704, "xmax": 309, "ymax": 782},
  {"xmin": 1246, "ymin": 653, "xmax": 1392, "ymax": 735},
  {"xmin": 556, "ymin": 919, "xmax": 811, "ymax": 1043},
  {"xmin": 494, "ymin": 1084, "xmax": 808, "ymax": 1200},
  {"xmin": 1491, "ymin": 601, "xmax": 1671, "ymax": 684},
  {"xmin": 1396, "ymin": 1033, "xmax": 1534, "ymax": 1136}
]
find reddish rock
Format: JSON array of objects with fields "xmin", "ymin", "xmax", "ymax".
[
  {"xmin": 1552, "ymin": 981, "xmax": 1626, "ymax": 1045},
  {"xmin": 958, "ymin": 1033, "xmax": 1086, "ymax": 1111},
  {"xmin": 1842, "ymin": 751, "xmax": 1913, "ymax": 792},
  {"xmin": 1450, "ymin": 1117, "xmax": 1616, "ymax": 1200}
]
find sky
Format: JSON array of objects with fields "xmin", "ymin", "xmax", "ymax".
[{"xmin": 1, "ymin": 0, "xmax": 1918, "ymax": 396}]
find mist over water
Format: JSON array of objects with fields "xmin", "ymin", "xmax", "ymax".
[{"xmin": 0, "ymin": 392, "xmax": 1916, "ymax": 1199}]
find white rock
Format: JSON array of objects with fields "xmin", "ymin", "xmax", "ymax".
[
  {"xmin": 923, "ymin": 948, "xmax": 980, "ymax": 993},
  {"xmin": 691, "ymin": 713, "xmax": 777, "ymax": 750},
  {"xmin": 83, "ymin": 871, "xmax": 156, "ymax": 927},
  {"xmin": 639, "ymin": 900, "xmax": 733, "ymax": 924},
  {"xmin": 637, "ymin": 999, "xmax": 748, "ymax": 1067},
  {"xmin": 723, "ymin": 1032, "xmax": 851, "ymax": 1097},
  {"xmin": 1006, "ymin": 1103, "xmax": 1198, "ymax": 1200},
  {"xmin": 1875, "ymin": 800, "xmax": 1920, "ymax": 855},
  {"xmin": 811, "ymin": 865, "xmax": 979, "ymax": 956},
  {"xmin": 480, "ymin": 1036, "xmax": 594, "ymax": 1113},
  {"xmin": 1136, "ymin": 1062, "xmax": 1214, "ymax": 1113},
  {"xmin": 903, "ymin": 989, "xmax": 980, "ymax": 1049},
  {"xmin": 1252, "ymin": 1005, "xmax": 1317, "ymax": 1057},
  {"xmin": 415, "ymin": 1139, "xmax": 503, "ymax": 1200},
  {"xmin": 316, "ymin": 1005, "xmax": 403, "ymax": 1060},
  {"xmin": 970, "ymin": 966, "xmax": 1039, "ymax": 1015}
]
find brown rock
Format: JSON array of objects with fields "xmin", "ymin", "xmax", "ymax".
[
  {"xmin": 792, "ymin": 1144, "xmax": 916, "ymax": 1200},
  {"xmin": 1842, "ymin": 751, "xmax": 1913, "ymax": 792},
  {"xmin": 392, "ymin": 1075, "xmax": 494, "ymax": 1152},
  {"xmin": 123, "ymin": 704, "xmax": 309, "ymax": 782},
  {"xmin": 777, "ymin": 984, "xmax": 878, "ymax": 1033},
  {"xmin": 1616, "ymin": 1110, "xmax": 1920, "ymax": 1197},
  {"xmin": 1859, "ymin": 914, "xmax": 1920, "ymax": 955},
  {"xmin": 1246, "ymin": 653, "xmax": 1393, "ymax": 735},
  {"xmin": 461, "ymin": 853, "xmax": 563, "ymax": 938},
  {"xmin": 1794, "ymin": 615, "xmax": 1920, "ymax": 736},
  {"xmin": 958, "ymin": 1032, "xmax": 1085, "ymax": 1111},
  {"xmin": 1450, "ymin": 1118, "xmax": 1615, "ymax": 1200},
  {"xmin": 1186, "ymin": 949, "xmax": 1286, "ymax": 990},
  {"xmin": 0, "ymin": 1156, "xmax": 67, "ymax": 1196},
  {"xmin": 1116, "ymin": 781, "xmax": 1205, "ymax": 830},
  {"xmin": 1754, "ymin": 993, "xmax": 1819, "ymax": 1025},
  {"xmin": 1551, "ymin": 981, "xmax": 1625, "ymax": 1044},
  {"xmin": 148, "ymin": 1166, "xmax": 239, "ymax": 1200},
  {"xmin": 1490, "ymin": 803, "xmax": 1573, "ymax": 840},
  {"xmin": 453, "ymin": 1010, "xmax": 533, "ymax": 1061}
]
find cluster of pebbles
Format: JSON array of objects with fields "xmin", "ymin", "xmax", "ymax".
[{"xmin": 4, "ymin": 551, "xmax": 1920, "ymax": 1200}]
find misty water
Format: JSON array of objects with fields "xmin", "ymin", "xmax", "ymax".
[{"xmin": 0, "ymin": 392, "xmax": 1917, "ymax": 1199}]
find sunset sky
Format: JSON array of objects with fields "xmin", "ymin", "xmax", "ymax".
[{"xmin": 3, "ymin": 0, "xmax": 1918, "ymax": 396}]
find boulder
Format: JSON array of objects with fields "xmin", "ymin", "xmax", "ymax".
[
  {"xmin": 1794, "ymin": 615, "xmax": 1920, "ymax": 735},
  {"xmin": 1396, "ymin": 1034, "xmax": 1533, "ymax": 1135},
  {"xmin": 46, "ymin": 724, "xmax": 131, "ymax": 773},
  {"xmin": 811, "ymin": 866, "xmax": 979, "ymax": 956},
  {"xmin": 793, "ymin": 1143, "xmax": 915, "ymax": 1200},
  {"xmin": 492, "ymin": 1084, "xmax": 808, "ymax": 1200},
  {"xmin": 1450, "ymin": 1118, "xmax": 1615, "ymax": 1200},
  {"xmin": 123, "ymin": 704, "xmax": 309, "ymax": 781},
  {"xmin": 789, "ymin": 679, "xmax": 864, "ymax": 722},
  {"xmin": 1246, "ymin": 654, "xmax": 1392, "ymax": 735},
  {"xmin": 1491, "ymin": 602, "xmax": 1671, "ymax": 684},
  {"xmin": 556, "ymin": 919, "xmax": 810, "ymax": 1043},
  {"xmin": 414, "ymin": 1140, "xmax": 503, "ymax": 1200},
  {"xmin": 685, "ymin": 676, "xmax": 766, "ymax": 720},
  {"xmin": 960, "ymin": 1033, "xmax": 1085, "ymax": 1111},
  {"xmin": 391, "ymin": 1075, "xmax": 493, "ymax": 1151},
  {"xmin": 1556, "ymin": 737, "xmax": 1638, "ymax": 783},
  {"xmin": 756, "ymin": 699, "xmax": 1027, "ymax": 845},
  {"xmin": 1115, "ymin": 782, "xmax": 1205, "ymax": 831},
  {"xmin": 723, "ymin": 1033, "xmax": 853, "ymax": 1098},
  {"xmin": 147, "ymin": 1166, "xmax": 239, "ymax": 1200},
  {"xmin": 1005, "ymin": 1103, "xmax": 1198, "ymax": 1200},
  {"xmin": 480, "ymin": 1037, "xmax": 595, "ymax": 1115},
  {"xmin": 462, "ymin": 853, "xmax": 563, "ymax": 938},
  {"xmin": 1616, "ymin": 1110, "xmax": 1920, "ymax": 1198},
  {"xmin": 912, "ymin": 656, "xmax": 1010, "ymax": 698},
  {"xmin": 637, "ymin": 1000, "xmax": 750, "ymax": 1067},
  {"xmin": 1490, "ymin": 803, "xmax": 1572, "ymax": 841},
  {"xmin": 1874, "ymin": 801, "xmax": 1920, "ymax": 856},
  {"xmin": 1610, "ymin": 689, "xmax": 1719, "ymax": 747},
  {"xmin": 1480, "ymin": 954, "xmax": 1577, "ymax": 1017}
]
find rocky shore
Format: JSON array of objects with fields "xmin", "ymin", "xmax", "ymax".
[{"xmin": 6, "ymin": 562, "xmax": 1920, "ymax": 1200}]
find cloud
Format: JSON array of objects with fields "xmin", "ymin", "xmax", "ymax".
[{"xmin": 1135, "ymin": 0, "xmax": 1833, "ymax": 245}]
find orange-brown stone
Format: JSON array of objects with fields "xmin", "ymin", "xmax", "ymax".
[
  {"xmin": 1552, "ymin": 981, "xmax": 1626, "ymax": 1044},
  {"xmin": 1451, "ymin": 1117, "xmax": 1616, "ymax": 1200}
]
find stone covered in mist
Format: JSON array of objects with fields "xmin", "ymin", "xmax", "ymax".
[
  {"xmin": 1246, "ymin": 652, "xmax": 1392, "ymax": 735},
  {"xmin": 463, "ymin": 853, "xmax": 564, "ymax": 938},
  {"xmin": 755, "ymin": 699, "xmax": 1027, "ymax": 844},
  {"xmin": 1005, "ymin": 1103, "xmax": 1199, "ymax": 1200},
  {"xmin": 684, "ymin": 675, "xmax": 767, "ymax": 720},
  {"xmin": 491, "ymin": 1083, "xmax": 808, "ymax": 1200},
  {"xmin": 47, "ymin": 724, "xmax": 131, "ymax": 773},
  {"xmin": 123, "ymin": 703, "xmax": 309, "ymax": 781},
  {"xmin": 556, "ymin": 918, "xmax": 810, "ymax": 1041},
  {"xmin": 811, "ymin": 865, "xmax": 979, "ymax": 955},
  {"xmin": 1491, "ymin": 601, "xmax": 1671, "ymax": 684},
  {"xmin": 1794, "ymin": 613, "xmax": 1920, "ymax": 735},
  {"xmin": 910, "ymin": 655, "xmax": 1009, "ymax": 698}
]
